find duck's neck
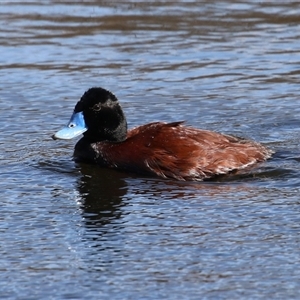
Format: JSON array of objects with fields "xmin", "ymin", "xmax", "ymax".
[{"xmin": 83, "ymin": 118, "xmax": 128, "ymax": 143}]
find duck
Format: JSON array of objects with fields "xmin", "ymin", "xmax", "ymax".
[{"xmin": 52, "ymin": 87, "xmax": 273, "ymax": 181}]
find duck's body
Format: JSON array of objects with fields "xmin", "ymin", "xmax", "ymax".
[{"xmin": 53, "ymin": 87, "xmax": 272, "ymax": 181}]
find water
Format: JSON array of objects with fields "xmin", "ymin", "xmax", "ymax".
[{"xmin": 1, "ymin": 1, "xmax": 300, "ymax": 299}]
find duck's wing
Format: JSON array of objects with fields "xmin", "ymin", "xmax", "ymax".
[
  {"xmin": 132, "ymin": 122, "xmax": 272, "ymax": 181},
  {"xmin": 101, "ymin": 122, "xmax": 272, "ymax": 181}
]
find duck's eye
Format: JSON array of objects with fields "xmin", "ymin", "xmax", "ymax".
[
  {"xmin": 92, "ymin": 104, "xmax": 101, "ymax": 111},
  {"xmin": 69, "ymin": 123, "xmax": 76, "ymax": 128}
]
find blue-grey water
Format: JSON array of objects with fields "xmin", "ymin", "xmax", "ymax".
[{"xmin": 1, "ymin": 1, "xmax": 300, "ymax": 299}]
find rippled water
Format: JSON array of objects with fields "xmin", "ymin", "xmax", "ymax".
[{"xmin": 1, "ymin": 1, "xmax": 300, "ymax": 299}]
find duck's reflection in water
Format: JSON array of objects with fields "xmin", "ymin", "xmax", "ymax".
[
  {"xmin": 76, "ymin": 164, "xmax": 128, "ymax": 233},
  {"xmin": 75, "ymin": 162, "xmax": 270, "ymax": 231}
]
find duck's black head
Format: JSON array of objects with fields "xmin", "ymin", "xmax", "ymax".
[{"xmin": 53, "ymin": 87, "xmax": 127, "ymax": 143}]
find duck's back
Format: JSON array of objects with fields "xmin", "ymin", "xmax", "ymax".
[{"xmin": 85, "ymin": 121, "xmax": 272, "ymax": 181}]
